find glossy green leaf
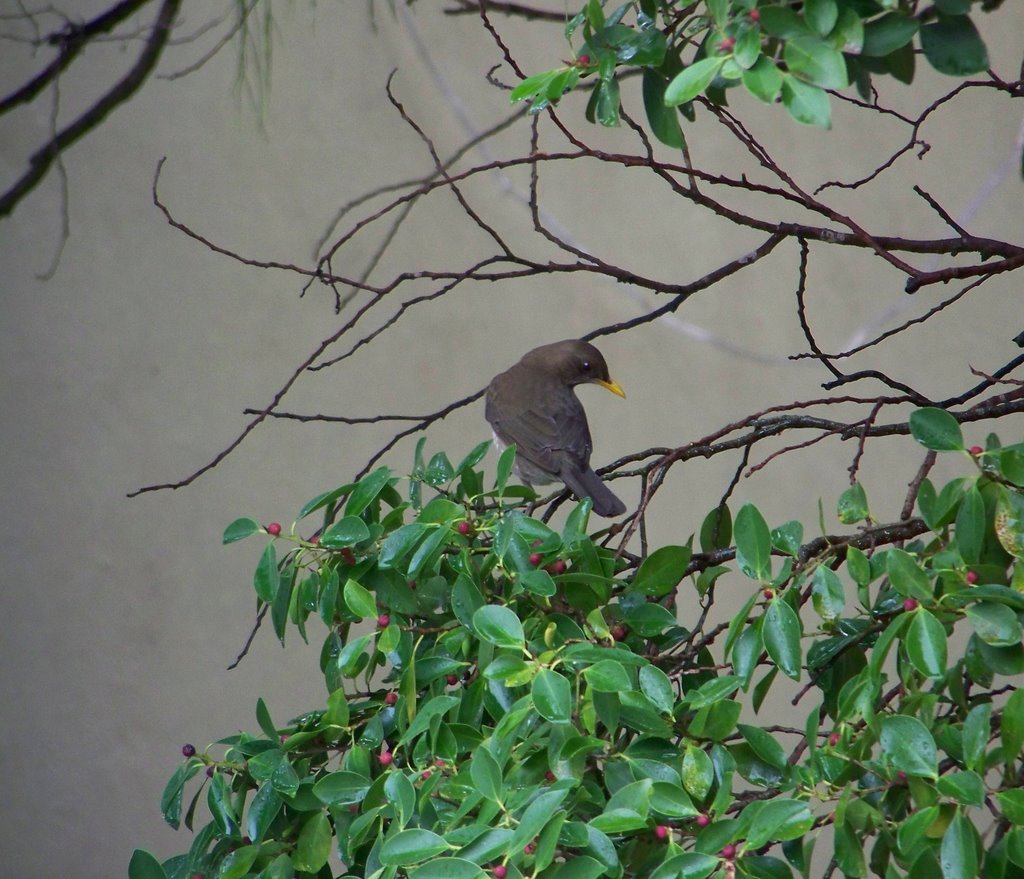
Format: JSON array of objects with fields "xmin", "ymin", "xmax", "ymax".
[
  {"xmin": 378, "ymin": 523, "xmax": 428, "ymax": 569},
  {"xmin": 511, "ymin": 788, "xmax": 570, "ymax": 850},
  {"xmin": 651, "ymin": 781, "xmax": 698, "ymax": 819},
  {"xmin": 803, "ymin": 0, "xmax": 838, "ymax": 36},
  {"xmin": 584, "ymin": 659, "xmax": 633, "ymax": 693},
  {"xmin": 345, "ymin": 466, "xmax": 393, "ymax": 517},
  {"xmin": 738, "ymin": 724, "xmax": 788, "ymax": 770},
  {"xmin": 812, "ymin": 566, "xmax": 845, "ymax": 621},
  {"xmin": 253, "ymin": 543, "xmax": 279, "ymax": 603},
  {"xmin": 639, "ymin": 664, "xmax": 675, "ymax": 714},
  {"xmin": 771, "ymin": 520, "xmax": 803, "ymax": 557},
  {"xmin": 223, "ymin": 517, "xmax": 261, "ymax": 544},
  {"xmin": 955, "ymin": 485, "xmax": 985, "ymax": 564},
  {"xmin": 342, "ymin": 577, "xmax": 377, "ymax": 619},
  {"xmin": 682, "ymin": 745, "xmax": 715, "ymax": 800},
  {"xmin": 410, "ymin": 858, "xmax": 485, "ymax": 879},
  {"xmin": 920, "ymin": 16, "xmax": 989, "ymax": 76},
  {"xmin": 685, "ymin": 675, "xmax": 742, "ymax": 709},
  {"xmin": 838, "ymin": 482, "xmax": 869, "ymax": 524},
  {"xmin": 320, "ymin": 516, "xmax": 371, "ymax": 548},
  {"xmin": 700, "ymin": 504, "xmax": 733, "ymax": 552},
  {"xmin": 962, "ymin": 702, "xmax": 991, "ymax": 772},
  {"xmin": 735, "ymin": 502, "xmax": 772, "ymax": 581},
  {"xmin": 940, "ymin": 813, "xmax": 979, "ymax": 879},
  {"xmin": 994, "ymin": 487, "xmax": 1024, "ymax": 559},
  {"xmin": 313, "ymin": 770, "xmax": 371, "ymax": 805},
  {"xmin": 293, "ymin": 812, "xmax": 332, "ymax": 872},
  {"xmin": 966, "ymin": 602, "xmax": 1022, "ymax": 646},
  {"xmin": 381, "ymin": 829, "xmax": 451, "ymax": 866},
  {"xmin": 879, "ymin": 715, "xmax": 938, "ymax": 779},
  {"xmin": 128, "ymin": 850, "xmax": 168, "ymax": 879},
  {"xmin": 937, "ymin": 770, "xmax": 985, "ymax": 806},
  {"xmin": 747, "ymin": 799, "xmax": 815, "ymax": 848},
  {"xmin": 470, "ymin": 746, "xmax": 503, "ymax": 803},
  {"xmin": 997, "ymin": 790, "xmax": 1024, "ymax": 824},
  {"xmin": 887, "ymin": 548, "xmax": 933, "ymax": 601},
  {"xmin": 643, "ymin": 69, "xmax": 685, "ymax": 149},
  {"xmin": 664, "ymin": 57, "xmax": 726, "ymax": 107},
  {"xmin": 473, "ymin": 605, "xmax": 525, "ymax": 650},
  {"xmin": 784, "ymin": 34, "xmax": 848, "ymax": 89},
  {"xmin": 781, "ymin": 74, "xmax": 831, "ymax": 128},
  {"xmin": 1002, "ymin": 688, "xmax": 1024, "ymax": 764},
  {"xmin": 861, "ymin": 13, "xmax": 919, "ymax": 57},
  {"xmin": 764, "ymin": 597, "xmax": 802, "ymax": 679},
  {"xmin": 633, "ymin": 544, "xmax": 692, "ymax": 597},
  {"xmin": 219, "ymin": 844, "xmax": 259, "ymax": 879},
  {"xmin": 906, "ymin": 608, "xmax": 947, "ymax": 678},
  {"xmin": 910, "ymin": 408, "xmax": 964, "ymax": 451},
  {"xmin": 533, "ymin": 668, "xmax": 572, "ymax": 723}
]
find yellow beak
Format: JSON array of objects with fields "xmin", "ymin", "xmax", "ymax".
[{"xmin": 596, "ymin": 378, "xmax": 626, "ymax": 399}]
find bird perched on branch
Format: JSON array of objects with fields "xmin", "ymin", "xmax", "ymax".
[{"xmin": 485, "ymin": 339, "xmax": 626, "ymax": 517}]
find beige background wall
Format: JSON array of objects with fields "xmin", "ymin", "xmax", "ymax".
[{"xmin": 2, "ymin": 3, "xmax": 1022, "ymax": 876}]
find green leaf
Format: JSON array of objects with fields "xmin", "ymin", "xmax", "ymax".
[
  {"xmin": 700, "ymin": 504, "xmax": 733, "ymax": 553},
  {"xmin": 861, "ymin": 13, "xmax": 919, "ymax": 57},
  {"xmin": 837, "ymin": 482, "xmax": 869, "ymax": 524},
  {"xmin": 650, "ymin": 853, "xmax": 719, "ymax": 879},
  {"xmin": 219, "ymin": 844, "xmax": 259, "ymax": 879},
  {"xmin": 994, "ymin": 487, "xmax": 1024, "ymax": 559},
  {"xmin": 1002, "ymin": 688, "xmax": 1024, "ymax": 764},
  {"xmin": 955, "ymin": 485, "xmax": 985, "ymax": 564},
  {"xmin": 940, "ymin": 813, "xmax": 980, "ymax": 879},
  {"xmin": 643, "ymin": 69, "xmax": 685, "ymax": 149},
  {"xmin": 812, "ymin": 566, "xmax": 845, "ymax": 622},
  {"xmin": 781, "ymin": 74, "xmax": 831, "ymax": 128},
  {"xmin": 920, "ymin": 16, "xmax": 989, "ymax": 76},
  {"xmin": 409, "ymin": 858, "xmax": 485, "ymax": 879},
  {"xmin": 400, "ymin": 694, "xmax": 461, "ymax": 747},
  {"xmin": 342, "ymin": 578, "xmax": 378, "ymax": 620},
  {"xmin": 905, "ymin": 608, "xmax": 948, "ymax": 678},
  {"xmin": 735, "ymin": 502, "xmax": 772, "ymax": 581},
  {"xmin": 966, "ymin": 602, "xmax": 1022, "ymax": 646},
  {"xmin": 296, "ymin": 483, "xmax": 356, "ymax": 521},
  {"xmin": 293, "ymin": 812, "xmax": 332, "ymax": 872},
  {"xmin": 511, "ymin": 789, "xmax": 570, "ymax": 851},
  {"xmin": 378, "ymin": 523, "xmax": 428, "ymax": 569},
  {"xmin": 634, "ymin": 545, "xmax": 692, "ymax": 596},
  {"xmin": 685, "ymin": 675, "xmax": 742, "ymax": 709},
  {"xmin": 746, "ymin": 799, "xmax": 815, "ymax": 849},
  {"xmin": 223, "ymin": 517, "xmax": 261, "ymax": 544},
  {"xmin": 313, "ymin": 770, "xmax": 371, "ymax": 805},
  {"xmin": 909, "ymin": 408, "xmax": 964, "ymax": 452},
  {"xmin": 651, "ymin": 782, "xmax": 698, "ymax": 819},
  {"xmin": 764, "ymin": 597, "xmax": 802, "ymax": 679},
  {"xmin": 879, "ymin": 715, "xmax": 938, "ymax": 779},
  {"xmin": 997, "ymin": 790, "xmax": 1024, "ymax": 824},
  {"xmin": 321, "ymin": 516, "xmax": 371, "ymax": 548},
  {"xmin": 473, "ymin": 605, "xmax": 525, "ymax": 650},
  {"xmin": 253, "ymin": 543, "xmax": 279, "ymax": 603},
  {"xmin": 936, "ymin": 770, "xmax": 985, "ymax": 806},
  {"xmin": 470, "ymin": 746, "xmax": 503, "ymax": 803},
  {"xmin": 803, "ymin": 0, "xmax": 838, "ymax": 36},
  {"xmin": 510, "ymin": 69, "xmax": 564, "ymax": 104},
  {"xmin": 128, "ymin": 850, "xmax": 168, "ymax": 879},
  {"xmin": 664, "ymin": 57, "xmax": 726, "ymax": 107},
  {"xmin": 533, "ymin": 669, "xmax": 572, "ymax": 723},
  {"xmin": 495, "ymin": 444, "xmax": 516, "ymax": 491},
  {"xmin": 345, "ymin": 466, "xmax": 393, "ymax": 517},
  {"xmin": 682, "ymin": 745, "xmax": 715, "ymax": 800},
  {"xmin": 381, "ymin": 829, "xmax": 451, "ymax": 866},
  {"xmin": 255, "ymin": 697, "xmax": 277, "ymax": 740},
  {"xmin": 784, "ymin": 34, "xmax": 849, "ymax": 89},
  {"xmin": 962, "ymin": 702, "xmax": 991, "ymax": 772},
  {"xmin": 738, "ymin": 724, "xmax": 788, "ymax": 770},
  {"xmin": 771, "ymin": 520, "xmax": 803, "ymax": 557},
  {"xmin": 846, "ymin": 546, "xmax": 871, "ymax": 586},
  {"xmin": 639, "ymin": 664, "xmax": 675, "ymax": 714},
  {"xmin": 887, "ymin": 548, "xmax": 933, "ymax": 601},
  {"xmin": 247, "ymin": 782, "xmax": 282, "ymax": 842},
  {"xmin": 584, "ymin": 659, "xmax": 633, "ymax": 693}
]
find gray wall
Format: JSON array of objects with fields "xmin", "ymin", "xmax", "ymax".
[{"xmin": 3, "ymin": 3, "xmax": 1022, "ymax": 876}]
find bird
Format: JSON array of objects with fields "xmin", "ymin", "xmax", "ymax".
[{"xmin": 485, "ymin": 339, "xmax": 627, "ymax": 517}]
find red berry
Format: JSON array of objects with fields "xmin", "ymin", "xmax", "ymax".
[
  {"xmin": 421, "ymin": 769, "xmax": 432, "ymax": 780},
  {"xmin": 544, "ymin": 770, "xmax": 556, "ymax": 782},
  {"xmin": 611, "ymin": 625, "xmax": 628, "ymax": 642},
  {"xmin": 349, "ymin": 803, "xmax": 359, "ymax": 813},
  {"xmin": 529, "ymin": 552, "xmax": 543, "ymax": 567},
  {"xmin": 494, "ymin": 867, "xmax": 508, "ymax": 879},
  {"xmin": 749, "ymin": 8, "xmax": 760, "ymax": 22},
  {"xmin": 577, "ymin": 54, "xmax": 591, "ymax": 65},
  {"xmin": 966, "ymin": 570, "xmax": 979, "ymax": 584},
  {"xmin": 762, "ymin": 588, "xmax": 774, "ymax": 599},
  {"xmin": 654, "ymin": 825, "xmax": 670, "ymax": 840},
  {"xmin": 408, "ymin": 579, "xmax": 417, "ymax": 590},
  {"xmin": 377, "ymin": 614, "xmax": 391, "ymax": 628},
  {"xmin": 205, "ymin": 766, "xmax": 215, "ymax": 777},
  {"xmin": 446, "ymin": 674, "xmax": 459, "ymax": 686},
  {"xmin": 341, "ymin": 548, "xmax": 356, "ymax": 565},
  {"xmin": 385, "ymin": 692, "xmax": 398, "ymax": 705},
  {"xmin": 379, "ymin": 750, "xmax": 393, "ymax": 766},
  {"xmin": 524, "ymin": 843, "xmax": 536, "ymax": 855},
  {"xmin": 721, "ymin": 844, "xmax": 736, "ymax": 859},
  {"xmin": 531, "ymin": 539, "xmax": 543, "ymax": 547},
  {"xmin": 719, "ymin": 36, "xmax": 736, "ymax": 52},
  {"xmin": 457, "ymin": 521, "xmax": 472, "ymax": 535},
  {"xmin": 902, "ymin": 598, "xmax": 918, "ymax": 612},
  {"xmin": 266, "ymin": 522, "xmax": 282, "ymax": 536},
  {"xmin": 547, "ymin": 559, "xmax": 567, "ymax": 575},
  {"xmin": 829, "ymin": 732, "xmax": 840, "ymax": 746},
  {"xmin": 182, "ymin": 743, "xmax": 196, "ymax": 758},
  {"xmin": 897, "ymin": 770, "xmax": 907, "ymax": 782},
  {"xmin": 435, "ymin": 758, "xmax": 446, "ymax": 768},
  {"xmin": 969, "ymin": 445, "xmax": 983, "ymax": 456},
  {"xmin": 696, "ymin": 814, "xmax": 711, "ymax": 828},
  {"xmin": 310, "ymin": 535, "xmax": 320, "ymax": 546}
]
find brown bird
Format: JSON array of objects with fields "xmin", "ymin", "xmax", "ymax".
[{"xmin": 485, "ymin": 339, "xmax": 626, "ymax": 517}]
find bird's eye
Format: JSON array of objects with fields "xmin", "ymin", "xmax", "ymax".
[{"xmin": 581, "ymin": 360, "xmax": 591, "ymax": 371}]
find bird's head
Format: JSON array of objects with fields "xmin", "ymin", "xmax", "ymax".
[{"xmin": 523, "ymin": 339, "xmax": 626, "ymax": 397}]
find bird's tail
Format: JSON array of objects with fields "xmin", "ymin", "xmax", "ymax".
[{"xmin": 561, "ymin": 465, "xmax": 626, "ymax": 518}]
